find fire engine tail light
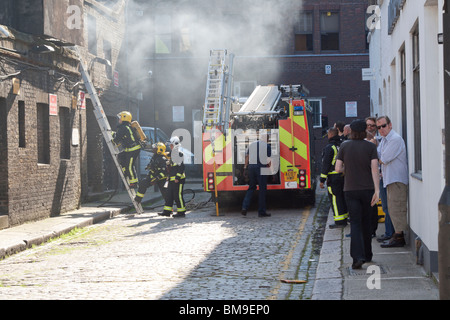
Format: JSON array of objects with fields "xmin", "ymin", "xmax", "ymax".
[
  {"xmin": 207, "ymin": 172, "xmax": 215, "ymax": 190},
  {"xmin": 298, "ymin": 169, "xmax": 307, "ymax": 188}
]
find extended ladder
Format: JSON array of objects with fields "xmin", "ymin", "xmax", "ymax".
[
  {"xmin": 203, "ymin": 49, "xmax": 227, "ymax": 128},
  {"xmin": 73, "ymin": 48, "xmax": 144, "ymax": 214}
]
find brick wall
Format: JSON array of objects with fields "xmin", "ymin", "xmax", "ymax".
[{"xmin": 0, "ymin": 47, "xmax": 84, "ymax": 226}]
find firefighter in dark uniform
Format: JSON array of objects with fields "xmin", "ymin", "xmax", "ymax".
[
  {"xmin": 320, "ymin": 127, "xmax": 348, "ymax": 228},
  {"xmin": 161, "ymin": 136, "xmax": 186, "ymax": 218},
  {"xmin": 112, "ymin": 111, "xmax": 141, "ymax": 188},
  {"xmin": 134, "ymin": 142, "xmax": 170, "ymax": 206}
]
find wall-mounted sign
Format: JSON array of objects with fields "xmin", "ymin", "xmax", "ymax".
[
  {"xmin": 49, "ymin": 94, "xmax": 58, "ymax": 116},
  {"xmin": 173, "ymin": 106, "xmax": 184, "ymax": 122},
  {"xmin": 78, "ymin": 91, "xmax": 86, "ymax": 109},
  {"xmin": 345, "ymin": 101, "xmax": 357, "ymax": 118},
  {"xmin": 362, "ymin": 68, "xmax": 375, "ymax": 81}
]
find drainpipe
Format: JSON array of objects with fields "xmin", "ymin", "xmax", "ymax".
[{"xmin": 438, "ymin": 0, "xmax": 450, "ymax": 300}]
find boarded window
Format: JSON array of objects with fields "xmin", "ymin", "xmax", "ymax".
[
  {"xmin": 37, "ymin": 103, "xmax": 50, "ymax": 164},
  {"xmin": 18, "ymin": 101, "xmax": 25, "ymax": 148},
  {"xmin": 59, "ymin": 107, "xmax": 71, "ymax": 160}
]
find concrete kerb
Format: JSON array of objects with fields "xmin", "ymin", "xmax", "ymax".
[{"xmin": 311, "ymin": 209, "xmax": 344, "ymax": 300}]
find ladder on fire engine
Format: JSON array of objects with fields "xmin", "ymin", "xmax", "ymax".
[
  {"xmin": 72, "ymin": 47, "xmax": 144, "ymax": 215},
  {"xmin": 203, "ymin": 49, "xmax": 227, "ymax": 128}
]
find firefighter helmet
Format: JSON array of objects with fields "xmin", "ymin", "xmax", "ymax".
[
  {"xmin": 117, "ymin": 111, "xmax": 132, "ymax": 123},
  {"xmin": 170, "ymin": 136, "xmax": 180, "ymax": 146},
  {"xmin": 156, "ymin": 142, "xmax": 166, "ymax": 155}
]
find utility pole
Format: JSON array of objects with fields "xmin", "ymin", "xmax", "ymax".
[{"xmin": 438, "ymin": 0, "xmax": 450, "ymax": 300}]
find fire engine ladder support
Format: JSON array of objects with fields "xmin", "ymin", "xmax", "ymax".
[
  {"xmin": 74, "ymin": 49, "xmax": 144, "ymax": 215},
  {"xmin": 203, "ymin": 49, "xmax": 227, "ymax": 127},
  {"xmin": 210, "ymin": 131, "xmax": 220, "ymax": 217}
]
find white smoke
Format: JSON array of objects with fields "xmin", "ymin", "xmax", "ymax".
[{"xmin": 126, "ymin": 0, "xmax": 303, "ymax": 75}]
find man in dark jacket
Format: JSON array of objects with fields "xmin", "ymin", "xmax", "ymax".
[{"xmin": 320, "ymin": 127, "xmax": 348, "ymax": 228}]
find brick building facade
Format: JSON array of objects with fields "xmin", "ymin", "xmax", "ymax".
[{"xmin": 0, "ymin": 0, "xmax": 129, "ymax": 228}]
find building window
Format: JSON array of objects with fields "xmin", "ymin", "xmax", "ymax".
[
  {"xmin": 0, "ymin": 98, "xmax": 6, "ymax": 154},
  {"xmin": 18, "ymin": 101, "xmax": 25, "ymax": 148},
  {"xmin": 155, "ymin": 14, "xmax": 172, "ymax": 54},
  {"xmin": 177, "ymin": 13, "xmax": 196, "ymax": 54},
  {"xmin": 87, "ymin": 14, "xmax": 97, "ymax": 56},
  {"xmin": 308, "ymin": 99, "xmax": 322, "ymax": 128},
  {"xmin": 412, "ymin": 28, "xmax": 421, "ymax": 174},
  {"xmin": 59, "ymin": 107, "xmax": 71, "ymax": 160},
  {"xmin": 295, "ymin": 11, "xmax": 313, "ymax": 52},
  {"xmin": 37, "ymin": 103, "xmax": 50, "ymax": 164},
  {"xmin": 400, "ymin": 48, "xmax": 407, "ymax": 144},
  {"xmin": 320, "ymin": 12, "xmax": 339, "ymax": 51},
  {"xmin": 103, "ymin": 39, "xmax": 112, "ymax": 79}
]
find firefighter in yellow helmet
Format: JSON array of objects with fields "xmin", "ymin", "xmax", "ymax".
[
  {"xmin": 112, "ymin": 111, "xmax": 141, "ymax": 188},
  {"xmin": 134, "ymin": 142, "xmax": 170, "ymax": 207}
]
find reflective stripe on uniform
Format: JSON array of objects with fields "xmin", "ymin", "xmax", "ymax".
[
  {"xmin": 327, "ymin": 186, "xmax": 348, "ymax": 221},
  {"xmin": 170, "ymin": 174, "xmax": 185, "ymax": 181},
  {"xmin": 331, "ymin": 145, "xmax": 338, "ymax": 165},
  {"xmin": 123, "ymin": 125, "xmax": 141, "ymax": 151},
  {"xmin": 125, "ymin": 145, "xmax": 141, "ymax": 152},
  {"xmin": 127, "ymin": 126, "xmax": 136, "ymax": 142},
  {"xmin": 177, "ymin": 183, "xmax": 186, "ymax": 213},
  {"xmin": 322, "ymin": 145, "xmax": 340, "ymax": 179},
  {"xmin": 128, "ymin": 157, "xmax": 138, "ymax": 183}
]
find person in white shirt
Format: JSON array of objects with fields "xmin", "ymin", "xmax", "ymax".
[{"xmin": 376, "ymin": 116, "xmax": 409, "ymax": 248}]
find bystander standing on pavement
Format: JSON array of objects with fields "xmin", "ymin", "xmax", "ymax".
[
  {"xmin": 365, "ymin": 117, "xmax": 380, "ymax": 238},
  {"xmin": 366, "ymin": 116, "xmax": 395, "ymax": 241},
  {"xmin": 334, "ymin": 121, "xmax": 346, "ymax": 145},
  {"xmin": 335, "ymin": 119, "xmax": 380, "ymax": 269},
  {"xmin": 376, "ymin": 116, "xmax": 409, "ymax": 248},
  {"xmin": 365, "ymin": 117, "xmax": 379, "ymax": 145},
  {"xmin": 343, "ymin": 124, "xmax": 351, "ymax": 140}
]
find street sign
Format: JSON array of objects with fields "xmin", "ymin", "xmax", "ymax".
[{"xmin": 362, "ymin": 68, "xmax": 375, "ymax": 81}]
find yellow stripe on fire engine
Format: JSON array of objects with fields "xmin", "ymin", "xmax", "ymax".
[
  {"xmin": 204, "ymin": 131, "xmax": 225, "ymax": 164},
  {"xmin": 279, "ymin": 126, "xmax": 308, "ymax": 161},
  {"xmin": 215, "ymin": 158, "xmax": 233, "ymax": 185},
  {"xmin": 204, "ymin": 129, "xmax": 232, "ymax": 171}
]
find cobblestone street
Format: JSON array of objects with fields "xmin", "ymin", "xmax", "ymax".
[{"xmin": 0, "ymin": 190, "xmax": 329, "ymax": 300}]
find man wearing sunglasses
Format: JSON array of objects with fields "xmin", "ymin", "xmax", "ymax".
[{"xmin": 376, "ymin": 116, "xmax": 409, "ymax": 248}]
